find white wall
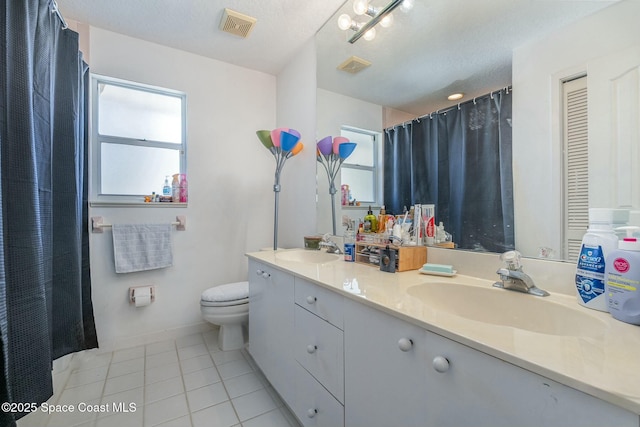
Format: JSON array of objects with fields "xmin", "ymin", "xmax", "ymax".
[
  {"xmin": 512, "ymin": 0, "xmax": 640, "ymax": 258},
  {"xmin": 275, "ymin": 38, "xmax": 318, "ymax": 249},
  {"xmin": 316, "ymin": 88, "xmax": 383, "ymax": 234},
  {"xmin": 88, "ymin": 28, "xmax": 278, "ymax": 350}
]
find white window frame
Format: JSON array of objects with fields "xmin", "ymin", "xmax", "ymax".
[
  {"xmin": 90, "ymin": 74, "xmax": 187, "ymax": 204},
  {"xmin": 340, "ymin": 126, "xmax": 382, "ymax": 206}
]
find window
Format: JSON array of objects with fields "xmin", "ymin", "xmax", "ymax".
[
  {"xmin": 340, "ymin": 127, "xmax": 381, "ymax": 205},
  {"xmin": 91, "ymin": 75, "xmax": 186, "ymax": 202}
]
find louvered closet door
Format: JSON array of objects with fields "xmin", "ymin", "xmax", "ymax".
[{"xmin": 563, "ymin": 76, "xmax": 588, "ymax": 262}]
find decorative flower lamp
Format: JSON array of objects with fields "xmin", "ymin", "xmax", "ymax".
[
  {"xmin": 317, "ymin": 136, "xmax": 357, "ymax": 235},
  {"xmin": 256, "ymin": 128, "xmax": 304, "ymax": 250}
]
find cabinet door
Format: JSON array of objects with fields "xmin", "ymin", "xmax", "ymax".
[
  {"xmin": 424, "ymin": 330, "xmax": 639, "ymax": 427},
  {"xmin": 344, "ymin": 299, "xmax": 429, "ymax": 427},
  {"xmin": 295, "ymin": 305, "xmax": 344, "ymax": 403},
  {"xmin": 247, "ymin": 260, "xmax": 295, "ymax": 404}
]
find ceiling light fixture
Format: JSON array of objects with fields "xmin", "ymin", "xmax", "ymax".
[
  {"xmin": 448, "ymin": 93, "xmax": 464, "ymax": 101},
  {"xmin": 338, "ymin": 0, "xmax": 413, "ymax": 43}
]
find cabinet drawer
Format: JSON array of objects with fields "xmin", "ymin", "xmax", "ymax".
[
  {"xmin": 295, "ymin": 277, "xmax": 344, "ymax": 329},
  {"xmin": 295, "ymin": 305, "xmax": 344, "ymax": 403},
  {"xmin": 293, "ymin": 362, "xmax": 344, "ymax": 427}
]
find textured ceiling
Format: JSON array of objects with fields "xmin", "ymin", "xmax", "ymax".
[
  {"xmin": 58, "ymin": 0, "xmax": 619, "ymax": 116},
  {"xmin": 57, "ymin": 0, "xmax": 347, "ymax": 75},
  {"xmin": 317, "ymin": 0, "xmax": 620, "ymax": 116}
]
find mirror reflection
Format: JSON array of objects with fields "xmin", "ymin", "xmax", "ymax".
[{"xmin": 316, "ymin": 0, "xmax": 640, "ymax": 261}]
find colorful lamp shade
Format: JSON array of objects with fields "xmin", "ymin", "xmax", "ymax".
[
  {"xmin": 257, "ymin": 127, "xmax": 303, "ymax": 250},
  {"xmin": 280, "ymin": 131, "xmax": 301, "ymax": 152},
  {"xmin": 339, "ymin": 142, "xmax": 357, "ymax": 159},
  {"xmin": 316, "ymin": 135, "xmax": 357, "ymax": 235}
]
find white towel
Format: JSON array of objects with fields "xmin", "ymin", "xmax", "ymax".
[{"xmin": 112, "ymin": 224, "xmax": 173, "ymax": 273}]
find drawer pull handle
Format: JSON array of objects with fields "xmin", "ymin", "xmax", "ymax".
[
  {"xmin": 397, "ymin": 338, "xmax": 413, "ymax": 352},
  {"xmin": 306, "ymin": 345, "xmax": 318, "ymax": 354},
  {"xmin": 433, "ymin": 356, "xmax": 450, "ymax": 373},
  {"xmin": 306, "ymin": 296, "xmax": 317, "ymax": 304},
  {"xmin": 307, "ymin": 408, "xmax": 318, "ymax": 418},
  {"xmin": 256, "ymin": 269, "xmax": 270, "ymax": 278}
]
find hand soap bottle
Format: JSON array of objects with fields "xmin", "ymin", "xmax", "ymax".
[
  {"xmin": 364, "ymin": 206, "xmax": 378, "ymax": 233},
  {"xmin": 605, "ymin": 226, "xmax": 640, "ymax": 324}
]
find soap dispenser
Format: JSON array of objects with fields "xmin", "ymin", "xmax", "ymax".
[
  {"xmin": 605, "ymin": 226, "xmax": 640, "ymax": 324},
  {"xmin": 364, "ymin": 206, "xmax": 378, "ymax": 233}
]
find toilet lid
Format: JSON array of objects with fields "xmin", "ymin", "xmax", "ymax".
[{"xmin": 201, "ymin": 281, "xmax": 249, "ymax": 303}]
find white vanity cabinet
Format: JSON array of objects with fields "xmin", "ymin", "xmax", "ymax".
[
  {"xmin": 343, "ymin": 298, "xmax": 638, "ymax": 427},
  {"xmin": 247, "ymin": 259, "xmax": 295, "ymax": 404},
  {"xmin": 423, "ymin": 331, "xmax": 639, "ymax": 427},
  {"xmin": 343, "ymin": 298, "xmax": 430, "ymax": 427},
  {"xmin": 293, "ymin": 277, "xmax": 345, "ymax": 427}
]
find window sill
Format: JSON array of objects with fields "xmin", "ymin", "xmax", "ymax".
[{"xmin": 89, "ymin": 201, "xmax": 188, "ymax": 208}]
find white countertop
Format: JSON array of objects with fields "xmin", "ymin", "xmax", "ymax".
[{"xmin": 247, "ymin": 249, "xmax": 640, "ymax": 415}]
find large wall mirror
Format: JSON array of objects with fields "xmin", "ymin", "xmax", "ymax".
[{"xmin": 316, "ymin": 0, "xmax": 640, "ymax": 262}]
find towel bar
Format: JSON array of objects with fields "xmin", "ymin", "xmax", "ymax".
[{"xmin": 91, "ymin": 216, "xmax": 186, "ymax": 233}]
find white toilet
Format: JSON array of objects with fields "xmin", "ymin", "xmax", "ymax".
[{"xmin": 200, "ymin": 281, "xmax": 249, "ymax": 351}]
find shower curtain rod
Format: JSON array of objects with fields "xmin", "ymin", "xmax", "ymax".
[
  {"xmin": 50, "ymin": 0, "xmax": 68, "ymax": 29},
  {"xmin": 386, "ymin": 85, "xmax": 512, "ymax": 131}
]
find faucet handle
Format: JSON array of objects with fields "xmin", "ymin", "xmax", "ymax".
[{"xmin": 500, "ymin": 250, "xmax": 522, "ymax": 271}]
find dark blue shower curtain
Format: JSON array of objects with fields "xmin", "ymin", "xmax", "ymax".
[
  {"xmin": 384, "ymin": 89, "xmax": 514, "ymax": 253},
  {"xmin": 0, "ymin": 1, "xmax": 98, "ymax": 425}
]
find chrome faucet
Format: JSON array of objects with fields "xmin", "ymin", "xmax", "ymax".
[
  {"xmin": 493, "ymin": 251, "xmax": 549, "ymax": 297},
  {"xmin": 320, "ymin": 234, "xmax": 343, "ymax": 254}
]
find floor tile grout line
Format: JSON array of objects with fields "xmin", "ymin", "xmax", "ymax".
[{"xmin": 200, "ymin": 332, "xmax": 244, "ymax": 427}]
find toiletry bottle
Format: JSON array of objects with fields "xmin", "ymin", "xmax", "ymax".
[
  {"xmin": 378, "ymin": 205, "xmax": 387, "ymax": 233},
  {"xmin": 171, "ymin": 174, "xmax": 180, "ymax": 202},
  {"xmin": 179, "ymin": 173, "xmax": 188, "ymax": 203},
  {"xmin": 344, "ymin": 223, "xmax": 356, "ymax": 262},
  {"xmin": 364, "ymin": 206, "xmax": 378, "ymax": 233},
  {"xmin": 605, "ymin": 226, "xmax": 640, "ymax": 324},
  {"xmin": 162, "ymin": 176, "xmax": 171, "ymax": 197},
  {"xmin": 575, "ymin": 208, "xmax": 620, "ymax": 311}
]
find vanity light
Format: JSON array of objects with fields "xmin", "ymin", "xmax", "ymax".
[
  {"xmin": 448, "ymin": 93, "xmax": 464, "ymax": 101},
  {"xmin": 338, "ymin": 0, "xmax": 411, "ymax": 43}
]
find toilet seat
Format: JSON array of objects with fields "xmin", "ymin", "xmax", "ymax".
[
  {"xmin": 201, "ymin": 281, "xmax": 248, "ymax": 305},
  {"xmin": 200, "ymin": 298, "xmax": 248, "ymax": 308}
]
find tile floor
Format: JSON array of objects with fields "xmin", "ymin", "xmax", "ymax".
[{"xmin": 18, "ymin": 330, "xmax": 301, "ymax": 427}]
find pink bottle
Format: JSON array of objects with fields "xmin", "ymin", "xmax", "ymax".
[{"xmin": 179, "ymin": 174, "xmax": 188, "ymax": 203}]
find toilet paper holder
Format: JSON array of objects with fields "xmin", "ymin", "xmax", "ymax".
[{"xmin": 129, "ymin": 285, "xmax": 155, "ymax": 304}]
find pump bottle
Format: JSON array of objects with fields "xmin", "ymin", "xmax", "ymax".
[
  {"xmin": 605, "ymin": 226, "xmax": 640, "ymax": 324},
  {"xmin": 364, "ymin": 206, "xmax": 378, "ymax": 233}
]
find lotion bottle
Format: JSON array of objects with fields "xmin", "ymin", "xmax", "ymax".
[
  {"xmin": 605, "ymin": 226, "xmax": 640, "ymax": 324},
  {"xmin": 171, "ymin": 174, "xmax": 180, "ymax": 202}
]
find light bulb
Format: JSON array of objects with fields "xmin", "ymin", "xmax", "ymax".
[
  {"xmin": 337, "ymin": 14, "xmax": 353, "ymax": 31},
  {"xmin": 380, "ymin": 12, "xmax": 394, "ymax": 27},
  {"xmin": 363, "ymin": 26, "xmax": 376, "ymax": 41},
  {"xmin": 400, "ymin": 0, "xmax": 414, "ymax": 12},
  {"xmin": 353, "ymin": 0, "xmax": 369, "ymax": 16}
]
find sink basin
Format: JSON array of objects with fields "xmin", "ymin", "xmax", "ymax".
[
  {"xmin": 275, "ymin": 249, "xmax": 341, "ymax": 264},
  {"xmin": 407, "ymin": 282, "xmax": 607, "ymax": 338}
]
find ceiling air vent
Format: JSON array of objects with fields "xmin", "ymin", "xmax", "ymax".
[
  {"xmin": 338, "ymin": 56, "xmax": 371, "ymax": 74},
  {"xmin": 219, "ymin": 8, "xmax": 257, "ymax": 38}
]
